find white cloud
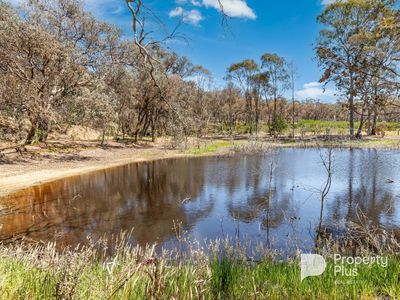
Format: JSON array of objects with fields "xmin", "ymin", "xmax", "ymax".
[
  {"xmin": 202, "ymin": 0, "xmax": 256, "ymax": 19},
  {"xmin": 169, "ymin": 7, "xmax": 185, "ymax": 17},
  {"xmin": 169, "ymin": 7, "xmax": 204, "ymax": 25},
  {"xmin": 296, "ymin": 82, "xmax": 336, "ymax": 100},
  {"xmin": 183, "ymin": 9, "xmax": 203, "ymax": 25}
]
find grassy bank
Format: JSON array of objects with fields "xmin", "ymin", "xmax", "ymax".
[
  {"xmin": 218, "ymin": 120, "xmax": 400, "ymax": 137},
  {"xmin": 275, "ymin": 137, "xmax": 400, "ymax": 149},
  {"xmin": 184, "ymin": 140, "xmax": 244, "ymax": 155},
  {"xmin": 1, "ymin": 235, "xmax": 400, "ymax": 300}
]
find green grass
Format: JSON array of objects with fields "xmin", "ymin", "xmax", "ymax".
[
  {"xmin": 296, "ymin": 120, "xmax": 400, "ymax": 136},
  {"xmin": 278, "ymin": 138, "xmax": 400, "ymax": 148},
  {"xmin": 185, "ymin": 140, "xmax": 245, "ymax": 155},
  {"xmin": 1, "ymin": 248, "xmax": 399, "ymax": 299},
  {"xmin": 209, "ymin": 256, "xmax": 400, "ymax": 299},
  {"xmin": 1, "ymin": 234, "xmax": 400, "ymax": 300},
  {"xmin": 211, "ymin": 120, "xmax": 400, "ymax": 137}
]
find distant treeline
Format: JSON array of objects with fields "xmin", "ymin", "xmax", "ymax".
[{"xmin": 0, "ymin": 0, "xmax": 399, "ymax": 144}]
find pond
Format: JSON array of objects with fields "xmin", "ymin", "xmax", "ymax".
[{"xmin": 1, "ymin": 148, "xmax": 400, "ymax": 253}]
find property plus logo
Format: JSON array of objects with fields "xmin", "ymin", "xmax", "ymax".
[
  {"xmin": 301, "ymin": 254, "xmax": 326, "ymax": 282},
  {"xmin": 300, "ymin": 253, "xmax": 389, "ymax": 282}
]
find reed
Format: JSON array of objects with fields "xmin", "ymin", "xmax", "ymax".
[{"xmin": 0, "ymin": 229, "xmax": 400, "ymax": 299}]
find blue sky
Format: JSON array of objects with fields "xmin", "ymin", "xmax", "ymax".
[{"xmin": 10, "ymin": 0, "xmax": 338, "ymax": 101}]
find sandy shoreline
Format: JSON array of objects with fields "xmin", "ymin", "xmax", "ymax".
[
  {"xmin": 1, "ymin": 137, "xmax": 399, "ymax": 198},
  {"xmin": 0, "ymin": 144, "xmax": 202, "ymax": 198}
]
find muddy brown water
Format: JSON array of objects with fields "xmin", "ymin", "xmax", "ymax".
[{"xmin": 1, "ymin": 148, "xmax": 400, "ymax": 252}]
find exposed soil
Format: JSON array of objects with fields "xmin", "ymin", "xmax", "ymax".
[
  {"xmin": 1, "ymin": 135, "xmax": 399, "ymax": 198},
  {"xmin": 0, "ymin": 139, "xmax": 206, "ymax": 198}
]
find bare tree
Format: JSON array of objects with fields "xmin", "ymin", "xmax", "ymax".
[{"xmin": 316, "ymin": 147, "xmax": 333, "ymax": 244}]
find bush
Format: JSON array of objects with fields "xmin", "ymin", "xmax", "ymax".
[{"xmin": 270, "ymin": 116, "xmax": 288, "ymax": 135}]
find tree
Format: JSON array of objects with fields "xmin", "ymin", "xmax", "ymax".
[
  {"xmin": 0, "ymin": 0, "xmax": 121, "ymax": 144},
  {"xmin": 261, "ymin": 53, "xmax": 289, "ymax": 137},
  {"xmin": 189, "ymin": 66, "xmax": 213, "ymax": 143},
  {"xmin": 227, "ymin": 59, "xmax": 260, "ymax": 134},
  {"xmin": 316, "ymin": 0, "xmax": 399, "ymax": 138},
  {"xmin": 0, "ymin": 7, "xmax": 77, "ymax": 143},
  {"xmin": 249, "ymin": 72, "xmax": 269, "ymax": 135},
  {"xmin": 352, "ymin": 0, "xmax": 400, "ymax": 137},
  {"xmin": 288, "ymin": 62, "xmax": 298, "ymax": 138}
]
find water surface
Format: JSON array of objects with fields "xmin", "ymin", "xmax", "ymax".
[{"xmin": 1, "ymin": 148, "xmax": 400, "ymax": 252}]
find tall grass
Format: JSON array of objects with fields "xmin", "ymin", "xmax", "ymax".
[{"xmin": 1, "ymin": 230, "xmax": 400, "ymax": 299}]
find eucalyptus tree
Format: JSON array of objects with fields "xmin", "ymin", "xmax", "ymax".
[
  {"xmin": 260, "ymin": 53, "xmax": 289, "ymax": 137},
  {"xmin": 227, "ymin": 59, "xmax": 260, "ymax": 134},
  {"xmin": 353, "ymin": 0, "xmax": 400, "ymax": 136},
  {"xmin": 288, "ymin": 62, "xmax": 298, "ymax": 137},
  {"xmin": 222, "ymin": 83, "xmax": 245, "ymax": 133},
  {"xmin": 316, "ymin": 0, "xmax": 399, "ymax": 138},
  {"xmin": 317, "ymin": 0, "xmax": 368, "ymax": 137},
  {"xmin": 249, "ymin": 72, "xmax": 269, "ymax": 135},
  {"xmin": 188, "ymin": 66, "xmax": 213, "ymax": 142},
  {"xmin": 0, "ymin": 4, "xmax": 81, "ymax": 143},
  {"xmin": 207, "ymin": 83, "xmax": 244, "ymax": 134},
  {"xmin": 0, "ymin": 0, "xmax": 123, "ymax": 144},
  {"xmin": 25, "ymin": 0, "xmax": 123, "ymax": 70}
]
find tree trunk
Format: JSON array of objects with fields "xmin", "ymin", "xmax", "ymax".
[
  {"xmin": 349, "ymin": 94, "xmax": 355, "ymax": 138},
  {"xmin": 25, "ymin": 121, "xmax": 37, "ymax": 145},
  {"xmin": 151, "ymin": 119, "xmax": 156, "ymax": 142},
  {"xmin": 366, "ymin": 108, "xmax": 372, "ymax": 136},
  {"xmin": 246, "ymin": 93, "xmax": 253, "ymax": 135},
  {"xmin": 371, "ymin": 110, "xmax": 378, "ymax": 136},
  {"xmin": 37, "ymin": 118, "xmax": 50, "ymax": 142},
  {"xmin": 255, "ymin": 97, "xmax": 259, "ymax": 138},
  {"xmin": 356, "ymin": 100, "xmax": 367, "ymax": 139},
  {"xmin": 101, "ymin": 127, "xmax": 105, "ymax": 145},
  {"xmin": 273, "ymin": 93, "xmax": 277, "ymax": 138},
  {"xmin": 348, "ymin": 69, "xmax": 355, "ymax": 138},
  {"xmin": 134, "ymin": 130, "xmax": 139, "ymax": 143},
  {"xmin": 369, "ymin": 86, "xmax": 378, "ymax": 136},
  {"xmin": 292, "ymin": 99, "xmax": 295, "ymax": 138}
]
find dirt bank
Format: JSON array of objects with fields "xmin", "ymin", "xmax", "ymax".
[
  {"xmin": 0, "ymin": 139, "xmax": 234, "ymax": 198},
  {"xmin": 1, "ymin": 136, "xmax": 399, "ymax": 198}
]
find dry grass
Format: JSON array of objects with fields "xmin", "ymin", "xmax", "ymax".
[{"xmin": 1, "ymin": 227, "xmax": 400, "ymax": 299}]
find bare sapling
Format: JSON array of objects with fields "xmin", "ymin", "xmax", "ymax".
[{"xmin": 316, "ymin": 146, "xmax": 333, "ymax": 246}]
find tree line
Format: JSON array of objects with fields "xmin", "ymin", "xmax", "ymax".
[
  {"xmin": 0, "ymin": 0, "xmax": 399, "ymax": 146},
  {"xmin": 316, "ymin": 0, "xmax": 400, "ymax": 138}
]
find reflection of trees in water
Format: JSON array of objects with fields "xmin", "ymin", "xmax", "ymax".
[
  {"xmin": 227, "ymin": 192, "xmax": 291, "ymax": 228},
  {"xmin": 327, "ymin": 149, "xmax": 398, "ymax": 233},
  {"xmin": 226, "ymin": 156, "xmax": 292, "ymax": 245},
  {"xmin": 2, "ymin": 149, "xmax": 399, "ymax": 251},
  {"xmin": 0, "ymin": 158, "xmax": 212, "ymax": 247}
]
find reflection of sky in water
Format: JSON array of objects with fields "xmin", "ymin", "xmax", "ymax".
[
  {"xmin": 1, "ymin": 148, "xmax": 400, "ymax": 253},
  {"xmin": 181, "ymin": 149, "xmax": 400, "ymax": 251}
]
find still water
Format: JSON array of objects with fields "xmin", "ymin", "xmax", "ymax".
[{"xmin": 1, "ymin": 148, "xmax": 400, "ymax": 251}]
